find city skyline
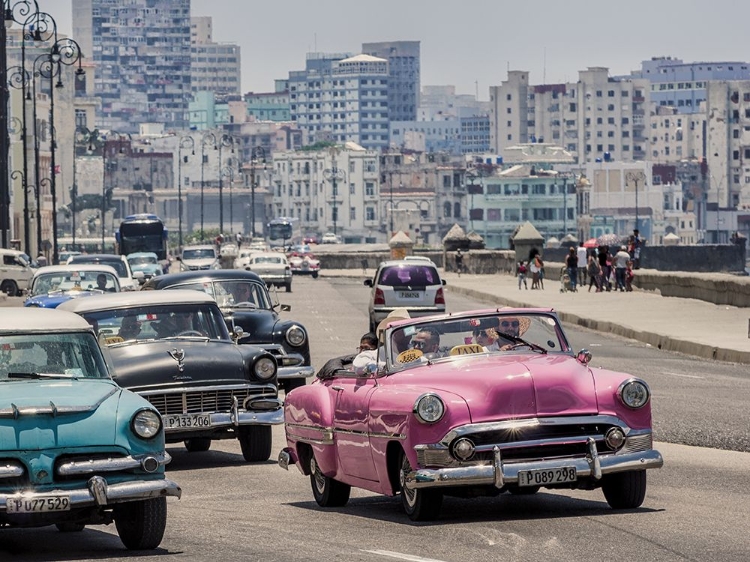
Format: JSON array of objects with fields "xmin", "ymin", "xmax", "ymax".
[{"xmin": 47, "ymin": 0, "xmax": 750, "ymax": 100}]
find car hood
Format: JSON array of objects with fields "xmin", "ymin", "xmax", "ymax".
[
  {"xmin": 394, "ymin": 354, "xmax": 599, "ymax": 422},
  {"xmin": 106, "ymin": 339, "xmax": 247, "ymax": 391},
  {"xmin": 24, "ymin": 291, "xmax": 101, "ymax": 308},
  {"xmin": 222, "ymin": 309, "xmax": 279, "ymax": 344},
  {"xmin": 0, "ymin": 379, "xmax": 124, "ymax": 450},
  {"xmin": 182, "ymin": 258, "xmax": 216, "ymax": 267}
]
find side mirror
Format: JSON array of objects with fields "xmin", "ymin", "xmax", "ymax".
[
  {"xmin": 442, "ymin": 279, "xmax": 447, "ymax": 286},
  {"xmin": 577, "ymin": 349, "xmax": 592, "ymax": 365},
  {"xmin": 232, "ymin": 325, "xmax": 245, "ymax": 343},
  {"xmin": 364, "ymin": 279, "xmax": 373, "ymax": 287}
]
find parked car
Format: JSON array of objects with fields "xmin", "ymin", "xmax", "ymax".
[
  {"xmin": 24, "ymin": 264, "xmax": 121, "ymax": 308},
  {"xmin": 234, "ymin": 248, "xmax": 255, "ymax": 270},
  {"xmin": 246, "ymin": 252, "xmax": 293, "ymax": 292},
  {"xmin": 0, "ymin": 308, "xmax": 180, "ymax": 549},
  {"xmin": 321, "ymin": 232, "xmax": 341, "ymax": 244},
  {"xmin": 177, "ymin": 244, "xmax": 220, "ymax": 272},
  {"xmin": 0, "ymin": 248, "xmax": 33, "ymax": 296},
  {"xmin": 141, "ymin": 270, "xmax": 314, "ymax": 392},
  {"xmin": 58, "ymin": 250, "xmax": 82, "ymax": 264},
  {"xmin": 59, "ymin": 290, "xmax": 283, "ymax": 461},
  {"xmin": 279, "ymin": 308, "xmax": 664, "ymax": 521},
  {"xmin": 364, "ymin": 259, "xmax": 446, "ymax": 332},
  {"xmin": 126, "ymin": 252, "xmax": 163, "ymax": 284},
  {"xmin": 67, "ymin": 254, "xmax": 141, "ymax": 291},
  {"xmin": 287, "ymin": 251, "xmax": 320, "ymax": 278}
]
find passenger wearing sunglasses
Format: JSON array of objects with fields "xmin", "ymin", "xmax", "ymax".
[
  {"xmin": 410, "ymin": 327, "xmax": 441, "ymax": 356},
  {"xmin": 496, "ymin": 317, "xmax": 526, "ymax": 351},
  {"xmin": 473, "ymin": 327, "xmax": 501, "ymax": 351}
]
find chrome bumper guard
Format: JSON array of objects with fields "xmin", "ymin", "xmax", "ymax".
[
  {"xmin": 404, "ymin": 439, "xmax": 663, "ymax": 490},
  {"xmin": 57, "ymin": 452, "xmax": 172, "ymax": 476},
  {"xmin": 277, "ymin": 365, "xmax": 315, "ymax": 380},
  {"xmin": 0, "ymin": 476, "xmax": 182, "ymax": 511}
]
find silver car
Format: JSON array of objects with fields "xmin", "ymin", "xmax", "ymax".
[
  {"xmin": 364, "ymin": 260, "xmax": 447, "ymax": 332},
  {"xmin": 247, "ymin": 252, "xmax": 292, "ymax": 292}
]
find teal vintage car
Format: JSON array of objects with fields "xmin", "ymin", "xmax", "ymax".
[{"xmin": 0, "ymin": 308, "xmax": 181, "ymax": 550}]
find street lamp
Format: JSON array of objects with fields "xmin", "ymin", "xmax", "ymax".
[
  {"xmin": 323, "ymin": 146, "xmax": 346, "ymax": 237},
  {"xmin": 221, "ymin": 161, "xmax": 235, "ymax": 234},
  {"xmin": 200, "ymin": 131, "xmax": 217, "ymax": 241},
  {"xmin": 217, "ymin": 134, "xmax": 237, "ymax": 234},
  {"xmin": 625, "ymin": 170, "xmax": 646, "ymax": 233},
  {"xmin": 177, "ymin": 135, "xmax": 195, "ymax": 250},
  {"xmin": 102, "ymin": 131, "xmax": 130, "ymax": 251},
  {"xmin": 248, "ymin": 146, "xmax": 265, "ymax": 239},
  {"xmin": 74, "ymin": 127, "xmax": 100, "ymax": 251}
]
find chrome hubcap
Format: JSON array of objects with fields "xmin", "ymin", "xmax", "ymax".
[
  {"xmin": 311, "ymin": 457, "xmax": 325, "ymax": 493},
  {"xmin": 401, "ymin": 457, "xmax": 416, "ymax": 507}
]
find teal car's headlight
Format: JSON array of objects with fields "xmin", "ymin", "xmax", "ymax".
[
  {"xmin": 131, "ymin": 408, "xmax": 162, "ymax": 439},
  {"xmin": 285, "ymin": 325, "xmax": 306, "ymax": 347},
  {"xmin": 617, "ymin": 378, "xmax": 651, "ymax": 409},
  {"xmin": 253, "ymin": 357, "xmax": 276, "ymax": 380},
  {"xmin": 413, "ymin": 393, "xmax": 445, "ymax": 424}
]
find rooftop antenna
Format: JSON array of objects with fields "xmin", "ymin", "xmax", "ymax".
[
  {"xmin": 475, "ymin": 80, "xmax": 479, "ymax": 100},
  {"xmin": 543, "ymin": 47, "xmax": 547, "ymax": 83}
]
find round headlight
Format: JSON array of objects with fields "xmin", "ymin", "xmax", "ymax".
[
  {"xmin": 131, "ymin": 409, "xmax": 162, "ymax": 439},
  {"xmin": 253, "ymin": 357, "xmax": 276, "ymax": 380},
  {"xmin": 285, "ymin": 325, "xmax": 306, "ymax": 347},
  {"xmin": 618, "ymin": 379, "xmax": 650, "ymax": 409},
  {"xmin": 413, "ymin": 393, "xmax": 445, "ymax": 424}
]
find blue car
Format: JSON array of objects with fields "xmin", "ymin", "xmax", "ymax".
[
  {"xmin": 0, "ymin": 308, "xmax": 181, "ymax": 550},
  {"xmin": 127, "ymin": 252, "xmax": 164, "ymax": 285},
  {"xmin": 24, "ymin": 264, "xmax": 121, "ymax": 308}
]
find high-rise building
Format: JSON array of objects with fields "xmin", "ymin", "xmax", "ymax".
[
  {"xmin": 191, "ymin": 16, "xmax": 241, "ymax": 96},
  {"xmin": 362, "ymin": 41, "xmax": 420, "ymax": 122},
  {"xmin": 72, "ymin": 0, "xmax": 192, "ymax": 132}
]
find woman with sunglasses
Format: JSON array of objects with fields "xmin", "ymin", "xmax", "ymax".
[{"xmin": 473, "ymin": 327, "xmax": 501, "ymax": 351}]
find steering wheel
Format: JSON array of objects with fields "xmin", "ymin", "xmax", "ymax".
[
  {"xmin": 177, "ymin": 330, "xmax": 205, "ymax": 337},
  {"xmin": 232, "ymin": 301, "xmax": 258, "ymax": 309}
]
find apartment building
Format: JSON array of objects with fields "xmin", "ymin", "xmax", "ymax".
[
  {"xmin": 362, "ymin": 41, "xmax": 420, "ymax": 122},
  {"xmin": 289, "ymin": 53, "xmax": 390, "ymax": 150},
  {"xmin": 190, "ymin": 16, "xmax": 241, "ymax": 96},
  {"xmin": 73, "ymin": 0, "xmax": 192, "ymax": 132}
]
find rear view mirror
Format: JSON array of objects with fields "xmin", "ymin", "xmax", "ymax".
[{"xmin": 364, "ymin": 279, "xmax": 373, "ymax": 287}]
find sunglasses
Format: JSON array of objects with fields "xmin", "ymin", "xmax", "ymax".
[
  {"xmin": 410, "ymin": 340, "xmax": 428, "ymax": 350},
  {"xmin": 500, "ymin": 320, "xmax": 520, "ymax": 329}
]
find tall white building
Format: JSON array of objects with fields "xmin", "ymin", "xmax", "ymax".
[
  {"xmin": 289, "ymin": 53, "xmax": 390, "ymax": 150},
  {"xmin": 190, "ymin": 16, "xmax": 241, "ymax": 95}
]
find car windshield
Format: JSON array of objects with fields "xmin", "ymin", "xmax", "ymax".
[
  {"xmin": 378, "ymin": 264, "xmax": 440, "ymax": 287},
  {"xmin": 81, "ymin": 303, "xmax": 230, "ymax": 345},
  {"xmin": 165, "ymin": 280, "xmax": 272, "ymax": 310},
  {"xmin": 128, "ymin": 255, "xmax": 157, "ymax": 266},
  {"xmin": 385, "ymin": 312, "xmax": 571, "ymax": 369},
  {"xmin": 70, "ymin": 257, "xmax": 128, "ymax": 278},
  {"xmin": 0, "ymin": 333, "xmax": 110, "ymax": 379},
  {"xmin": 31, "ymin": 271, "xmax": 119, "ymax": 295},
  {"xmin": 183, "ymin": 249, "xmax": 215, "ymax": 260}
]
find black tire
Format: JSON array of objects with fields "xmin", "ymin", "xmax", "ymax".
[
  {"xmin": 310, "ymin": 454, "xmax": 350, "ymax": 507},
  {"xmin": 238, "ymin": 425, "xmax": 272, "ymax": 462},
  {"xmin": 114, "ymin": 497, "xmax": 167, "ymax": 550},
  {"xmin": 184, "ymin": 438, "xmax": 211, "ymax": 452},
  {"xmin": 1, "ymin": 280, "xmax": 18, "ymax": 297},
  {"xmin": 602, "ymin": 470, "xmax": 647, "ymax": 509},
  {"xmin": 285, "ymin": 282, "xmax": 292, "ymax": 293},
  {"xmin": 399, "ymin": 451, "xmax": 442, "ymax": 521},
  {"xmin": 56, "ymin": 522, "xmax": 85, "ymax": 532},
  {"xmin": 283, "ymin": 378, "xmax": 306, "ymax": 393},
  {"xmin": 311, "ymin": 272, "xmax": 319, "ymax": 279}
]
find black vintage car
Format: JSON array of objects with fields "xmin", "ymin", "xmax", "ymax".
[
  {"xmin": 59, "ymin": 290, "xmax": 283, "ymax": 462},
  {"xmin": 142, "ymin": 270, "xmax": 314, "ymax": 391}
]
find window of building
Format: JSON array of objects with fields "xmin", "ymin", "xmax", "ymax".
[{"xmin": 366, "ymin": 206, "xmax": 375, "ymax": 220}]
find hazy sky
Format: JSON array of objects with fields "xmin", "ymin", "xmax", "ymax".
[{"xmin": 46, "ymin": 0, "xmax": 750, "ymax": 100}]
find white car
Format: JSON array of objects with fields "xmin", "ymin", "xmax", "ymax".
[
  {"xmin": 247, "ymin": 252, "xmax": 292, "ymax": 292},
  {"xmin": 234, "ymin": 249, "xmax": 255, "ymax": 270},
  {"xmin": 321, "ymin": 232, "xmax": 341, "ymax": 244},
  {"xmin": 0, "ymin": 248, "xmax": 33, "ymax": 296},
  {"xmin": 67, "ymin": 254, "xmax": 141, "ymax": 291},
  {"xmin": 179, "ymin": 245, "xmax": 221, "ymax": 271}
]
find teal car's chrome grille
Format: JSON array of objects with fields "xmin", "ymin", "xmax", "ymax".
[{"xmin": 54, "ymin": 452, "xmax": 129, "ymax": 481}]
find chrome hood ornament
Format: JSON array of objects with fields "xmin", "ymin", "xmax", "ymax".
[{"xmin": 168, "ymin": 348, "xmax": 187, "ymax": 374}]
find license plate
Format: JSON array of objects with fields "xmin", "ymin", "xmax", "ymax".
[
  {"xmin": 7, "ymin": 495, "xmax": 71, "ymax": 513},
  {"xmin": 163, "ymin": 414, "xmax": 212, "ymax": 429},
  {"xmin": 399, "ymin": 291, "xmax": 421, "ymax": 298},
  {"xmin": 518, "ymin": 466, "xmax": 577, "ymax": 487}
]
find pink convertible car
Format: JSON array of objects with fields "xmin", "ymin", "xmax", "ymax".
[{"xmin": 279, "ymin": 308, "xmax": 663, "ymax": 521}]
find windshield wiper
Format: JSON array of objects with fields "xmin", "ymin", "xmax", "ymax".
[
  {"xmin": 8, "ymin": 372, "xmax": 77, "ymax": 379},
  {"xmin": 499, "ymin": 333, "xmax": 548, "ymax": 354}
]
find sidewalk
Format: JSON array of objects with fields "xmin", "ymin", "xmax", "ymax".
[{"xmin": 321, "ymin": 268, "xmax": 750, "ymax": 364}]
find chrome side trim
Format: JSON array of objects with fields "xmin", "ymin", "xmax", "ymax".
[
  {"xmin": 285, "ymin": 423, "xmax": 334, "ymax": 445},
  {"xmin": 1, "ymin": 478, "xmax": 182, "ymax": 512},
  {"xmin": 404, "ymin": 449, "xmax": 663, "ymax": 490},
  {"xmin": 0, "ymin": 461, "xmax": 24, "ymax": 479},
  {"xmin": 57, "ymin": 452, "xmax": 172, "ymax": 476},
  {"xmin": 333, "ymin": 428, "xmax": 406, "ymax": 440},
  {"xmin": 0, "ymin": 387, "xmax": 119, "ymax": 418}
]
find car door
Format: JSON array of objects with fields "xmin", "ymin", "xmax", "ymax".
[{"xmin": 329, "ymin": 373, "xmax": 379, "ymax": 482}]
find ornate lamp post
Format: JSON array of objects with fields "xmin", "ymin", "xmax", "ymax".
[
  {"xmin": 217, "ymin": 134, "xmax": 237, "ymax": 234},
  {"xmin": 74, "ymin": 127, "xmax": 100, "ymax": 251},
  {"xmin": 323, "ymin": 146, "xmax": 346, "ymax": 237},
  {"xmin": 102, "ymin": 131, "xmax": 130, "ymax": 250},
  {"xmin": 248, "ymin": 146, "xmax": 265, "ymax": 239},
  {"xmin": 200, "ymin": 131, "xmax": 217, "ymax": 241},
  {"xmin": 177, "ymin": 134, "xmax": 195, "ymax": 249},
  {"xmin": 221, "ymin": 161, "xmax": 235, "ymax": 234}
]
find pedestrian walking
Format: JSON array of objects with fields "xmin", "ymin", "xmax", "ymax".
[
  {"xmin": 626, "ymin": 260, "xmax": 635, "ymax": 292},
  {"xmin": 455, "ymin": 249, "xmax": 464, "ymax": 277},
  {"xmin": 517, "ymin": 261, "xmax": 528, "ymax": 289},
  {"xmin": 614, "ymin": 245, "xmax": 630, "ymax": 291},
  {"xmin": 598, "ymin": 245, "xmax": 611, "ymax": 292},
  {"xmin": 587, "ymin": 252, "xmax": 601, "ymax": 292},
  {"xmin": 235, "ymin": 232, "xmax": 243, "ymax": 248},
  {"xmin": 565, "ymin": 247, "xmax": 578, "ymax": 292}
]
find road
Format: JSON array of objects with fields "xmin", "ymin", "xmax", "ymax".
[{"xmin": 1, "ymin": 276, "xmax": 749, "ymax": 561}]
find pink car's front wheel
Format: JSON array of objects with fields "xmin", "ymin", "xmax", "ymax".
[{"xmin": 400, "ymin": 452, "xmax": 442, "ymax": 521}]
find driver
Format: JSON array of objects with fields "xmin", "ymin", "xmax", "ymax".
[
  {"xmin": 119, "ymin": 316, "xmax": 141, "ymax": 340},
  {"xmin": 231, "ymin": 282, "xmax": 253, "ymax": 304},
  {"xmin": 410, "ymin": 327, "xmax": 440, "ymax": 356},
  {"xmin": 96, "ymin": 273, "xmax": 115, "ymax": 292},
  {"xmin": 496, "ymin": 316, "xmax": 528, "ymax": 350},
  {"xmin": 155, "ymin": 314, "xmax": 193, "ymax": 338}
]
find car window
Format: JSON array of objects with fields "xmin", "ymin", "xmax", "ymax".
[
  {"xmin": 253, "ymin": 257, "xmax": 283, "ymax": 264},
  {"xmin": 31, "ymin": 271, "xmax": 118, "ymax": 295},
  {"xmin": 128, "ymin": 255, "xmax": 157, "ymax": 265},
  {"xmin": 378, "ymin": 265, "xmax": 440, "ymax": 287},
  {"xmin": 183, "ymin": 249, "xmax": 216, "ymax": 260},
  {"xmin": 70, "ymin": 257, "xmax": 128, "ymax": 278},
  {"xmin": 0, "ymin": 333, "xmax": 109, "ymax": 379}
]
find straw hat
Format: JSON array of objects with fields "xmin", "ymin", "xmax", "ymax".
[{"xmin": 376, "ymin": 308, "xmax": 411, "ymax": 337}]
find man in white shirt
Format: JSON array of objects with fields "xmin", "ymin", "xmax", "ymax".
[
  {"xmin": 576, "ymin": 242, "xmax": 588, "ymax": 286},
  {"xmin": 614, "ymin": 245, "xmax": 631, "ymax": 292}
]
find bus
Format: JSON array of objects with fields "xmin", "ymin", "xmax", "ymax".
[
  {"xmin": 267, "ymin": 217, "xmax": 302, "ymax": 247},
  {"xmin": 116, "ymin": 214, "xmax": 168, "ymax": 262}
]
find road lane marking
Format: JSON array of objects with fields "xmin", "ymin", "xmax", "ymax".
[
  {"xmin": 361, "ymin": 550, "xmax": 447, "ymax": 562},
  {"xmin": 661, "ymin": 371, "xmax": 704, "ymax": 379}
]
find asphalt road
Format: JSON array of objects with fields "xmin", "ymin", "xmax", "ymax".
[{"xmin": 1, "ymin": 276, "xmax": 749, "ymax": 561}]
